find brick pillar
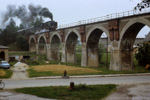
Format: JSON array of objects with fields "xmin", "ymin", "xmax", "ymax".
[
  {"xmin": 46, "ymin": 43, "xmax": 51, "ymax": 60},
  {"xmin": 35, "ymin": 35, "xmax": 39, "ymax": 54},
  {"xmin": 109, "ymin": 20, "xmax": 119, "ymax": 41},
  {"xmin": 109, "ymin": 49, "xmax": 122, "ymax": 71},
  {"xmin": 80, "ymin": 25, "xmax": 87, "ymax": 66},
  {"xmin": 109, "ymin": 20, "xmax": 122, "ymax": 71},
  {"xmin": 36, "ymin": 44, "xmax": 39, "ymax": 54},
  {"xmin": 60, "ymin": 29, "xmax": 66, "ymax": 63},
  {"xmin": 45, "ymin": 32, "xmax": 51, "ymax": 60}
]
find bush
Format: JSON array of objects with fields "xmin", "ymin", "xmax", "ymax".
[
  {"xmin": 145, "ymin": 64, "xmax": 150, "ymax": 70},
  {"xmin": 24, "ymin": 60, "xmax": 39, "ymax": 65},
  {"xmin": 136, "ymin": 43, "xmax": 150, "ymax": 66}
]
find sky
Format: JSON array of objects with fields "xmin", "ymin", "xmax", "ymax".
[{"xmin": 0, "ymin": 0, "xmax": 149, "ymax": 37}]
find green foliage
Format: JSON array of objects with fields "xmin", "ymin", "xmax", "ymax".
[
  {"xmin": 15, "ymin": 84, "xmax": 116, "ymax": 100},
  {"xmin": 135, "ymin": 44, "xmax": 150, "ymax": 66},
  {"xmin": 25, "ymin": 60, "xmax": 40, "ymax": 65},
  {"xmin": 0, "ymin": 19, "xmax": 18, "ymax": 46},
  {"xmin": 24, "ymin": 54, "xmax": 48, "ymax": 66},
  {"xmin": 99, "ymin": 43, "xmax": 106, "ymax": 61},
  {"xmin": 0, "ymin": 69, "xmax": 13, "ymax": 79},
  {"xmin": 7, "ymin": 43, "xmax": 22, "ymax": 51},
  {"xmin": 30, "ymin": 17, "xmax": 44, "ymax": 27},
  {"xmin": 28, "ymin": 68, "xmax": 53, "ymax": 77},
  {"xmin": 9, "ymin": 51, "xmax": 37, "ymax": 56},
  {"xmin": 16, "ymin": 35, "xmax": 29, "ymax": 51},
  {"xmin": 0, "ymin": 17, "xmax": 45, "ymax": 50}
]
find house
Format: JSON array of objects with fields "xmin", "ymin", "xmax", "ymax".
[{"xmin": 0, "ymin": 45, "xmax": 9, "ymax": 61}]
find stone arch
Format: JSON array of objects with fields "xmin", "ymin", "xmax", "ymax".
[
  {"xmin": 119, "ymin": 18, "xmax": 150, "ymax": 70},
  {"xmin": 0, "ymin": 51, "xmax": 5, "ymax": 61},
  {"xmin": 38, "ymin": 35, "xmax": 47, "ymax": 44},
  {"xmin": 86, "ymin": 25, "xmax": 109, "ymax": 43},
  {"xmin": 50, "ymin": 32, "xmax": 61, "ymax": 43},
  {"xmin": 29, "ymin": 37, "xmax": 36, "ymax": 52},
  {"xmin": 29, "ymin": 36, "xmax": 36, "ymax": 45},
  {"xmin": 50, "ymin": 32, "xmax": 61, "ymax": 61},
  {"xmin": 86, "ymin": 25, "xmax": 109, "ymax": 67},
  {"xmin": 65, "ymin": 29, "xmax": 81, "ymax": 63},
  {"xmin": 38, "ymin": 35, "xmax": 47, "ymax": 55},
  {"xmin": 65, "ymin": 29, "xmax": 81, "ymax": 43},
  {"xmin": 119, "ymin": 18, "xmax": 150, "ymax": 48}
]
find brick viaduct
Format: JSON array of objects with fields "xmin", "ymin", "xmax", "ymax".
[{"xmin": 29, "ymin": 10, "xmax": 150, "ymax": 71}]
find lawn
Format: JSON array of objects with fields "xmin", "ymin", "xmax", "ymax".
[
  {"xmin": 15, "ymin": 84, "xmax": 116, "ymax": 100},
  {"xmin": 28, "ymin": 62, "xmax": 150, "ymax": 78},
  {"xmin": 0, "ymin": 69, "xmax": 13, "ymax": 79},
  {"xmin": 28, "ymin": 65, "xmax": 101, "ymax": 77}
]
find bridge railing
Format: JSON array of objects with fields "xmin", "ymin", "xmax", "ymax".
[{"xmin": 58, "ymin": 8, "xmax": 150, "ymax": 29}]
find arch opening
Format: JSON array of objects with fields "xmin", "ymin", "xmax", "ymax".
[
  {"xmin": 30, "ymin": 38, "xmax": 36, "ymax": 53},
  {"xmin": 0, "ymin": 51, "xmax": 5, "ymax": 61},
  {"xmin": 66, "ymin": 32, "xmax": 81, "ymax": 64},
  {"xmin": 120, "ymin": 22, "xmax": 150, "ymax": 70},
  {"xmin": 87, "ymin": 28, "xmax": 109, "ymax": 67},
  {"xmin": 51, "ymin": 35, "xmax": 61, "ymax": 61},
  {"xmin": 38, "ymin": 36, "xmax": 47, "ymax": 55}
]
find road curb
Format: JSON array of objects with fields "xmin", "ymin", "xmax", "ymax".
[{"xmin": 35, "ymin": 73, "xmax": 150, "ymax": 79}]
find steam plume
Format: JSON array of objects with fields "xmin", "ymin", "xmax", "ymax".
[{"xmin": 2, "ymin": 4, "xmax": 53, "ymax": 28}]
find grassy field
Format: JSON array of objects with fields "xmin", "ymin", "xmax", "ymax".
[
  {"xmin": 0, "ymin": 69, "xmax": 13, "ymax": 79},
  {"xmin": 28, "ymin": 62, "xmax": 150, "ymax": 78},
  {"xmin": 15, "ymin": 84, "xmax": 116, "ymax": 100},
  {"xmin": 9, "ymin": 50, "xmax": 150, "ymax": 78},
  {"xmin": 28, "ymin": 65, "xmax": 101, "ymax": 77}
]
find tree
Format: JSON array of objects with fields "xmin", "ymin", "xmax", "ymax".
[
  {"xmin": 135, "ymin": 43, "xmax": 150, "ymax": 66},
  {"xmin": 0, "ymin": 18, "xmax": 18, "ymax": 45},
  {"xmin": 135, "ymin": 0, "xmax": 150, "ymax": 11},
  {"xmin": 16, "ymin": 35, "xmax": 29, "ymax": 51},
  {"xmin": 30, "ymin": 17, "xmax": 44, "ymax": 27}
]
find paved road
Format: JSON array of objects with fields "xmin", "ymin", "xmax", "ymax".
[{"xmin": 3, "ymin": 75, "xmax": 150, "ymax": 89}]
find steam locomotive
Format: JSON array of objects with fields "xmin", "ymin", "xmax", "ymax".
[
  {"xmin": 40, "ymin": 21, "xmax": 58, "ymax": 31},
  {"xmin": 18, "ymin": 20, "xmax": 58, "ymax": 34}
]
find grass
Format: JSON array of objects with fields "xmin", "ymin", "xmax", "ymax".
[
  {"xmin": 28, "ymin": 62, "xmax": 150, "ymax": 78},
  {"xmin": 28, "ymin": 65, "xmax": 101, "ymax": 77},
  {"xmin": 15, "ymin": 84, "xmax": 116, "ymax": 100},
  {"xmin": 0, "ymin": 69, "xmax": 13, "ymax": 79},
  {"xmin": 9, "ymin": 51, "xmax": 37, "ymax": 56},
  {"xmin": 10, "ymin": 50, "xmax": 150, "ymax": 78}
]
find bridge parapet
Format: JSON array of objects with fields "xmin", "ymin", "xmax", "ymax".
[{"xmin": 58, "ymin": 8, "xmax": 150, "ymax": 29}]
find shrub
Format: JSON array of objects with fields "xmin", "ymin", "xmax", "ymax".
[
  {"xmin": 145, "ymin": 64, "xmax": 150, "ymax": 70},
  {"xmin": 25, "ymin": 60, "xmax": 39, "ymax": 65},
  {"xmin": 136, "ymin": 43, "xmax": 150, "ymax": 66}
]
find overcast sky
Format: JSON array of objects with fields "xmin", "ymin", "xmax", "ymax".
[{"xmin": 0, "ymin": 0, "xmax": 149, "ymax": 37}]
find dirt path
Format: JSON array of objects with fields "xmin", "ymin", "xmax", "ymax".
[
  {"xmin": 104, "ymin": 83, "xmax": 150, "ymax": 100},
  {"xmin": 11, "ymin": 62, "xmax": 29, "ymax": 79}
]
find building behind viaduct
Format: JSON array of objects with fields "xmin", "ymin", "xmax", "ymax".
[{"xmin": 28, "ymin": 9, "xmax": 150, "ymax": 71}]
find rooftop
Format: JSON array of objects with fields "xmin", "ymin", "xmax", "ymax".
[{"xmin": 0, "ymin": 45, "xmax": 9, "ymax": 49}]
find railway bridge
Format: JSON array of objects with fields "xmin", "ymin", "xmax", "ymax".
[{"xmin": 29, "ymin": 9, "xmax": 150, "ymax": 71}]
